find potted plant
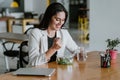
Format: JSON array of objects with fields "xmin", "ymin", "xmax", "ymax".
[{"xmin": 106, "ymin": 38, "xmax": 120, "ymax": 59}]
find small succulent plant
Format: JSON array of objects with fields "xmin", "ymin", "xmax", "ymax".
[{"xmin": 106, "ymin": 38, "xmax": 120, "ymax": 50}]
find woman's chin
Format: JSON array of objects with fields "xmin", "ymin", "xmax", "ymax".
[{"xmin": 56, "ymin": 28, "xmax": 61, "ymax": 31}]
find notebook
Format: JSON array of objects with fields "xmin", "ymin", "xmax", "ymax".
[{"xmin": 12, "ymin": 68, "xmax": 55, "ymax": 76}]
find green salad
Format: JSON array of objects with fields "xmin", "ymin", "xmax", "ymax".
[{"xmin": 56, "ymin": 57, "xmax": 73, "ymax": 65}]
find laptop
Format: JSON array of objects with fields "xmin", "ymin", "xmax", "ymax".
[{"xmin": 12, "ymin": 68, "xmax": 55, "ymax": 76}]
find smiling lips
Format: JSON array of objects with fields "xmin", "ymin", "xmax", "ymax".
[{"xmin": 56, "ymin": 24, "xmax": 62, "ymax": 28}]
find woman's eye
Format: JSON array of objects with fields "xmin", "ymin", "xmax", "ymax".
[
  {"xmin": 56, "ymin": 18, "xmax": 60, "ymax": 21},
  {"xmin": 55, "ymin": 17, "xmax": 65, "ymax": 22}
]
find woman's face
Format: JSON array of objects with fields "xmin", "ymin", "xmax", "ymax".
[{"xmin": 48, "ymin": 11, "xmax": 66, "ymax": 31}]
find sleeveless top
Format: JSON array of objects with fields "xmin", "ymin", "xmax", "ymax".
[{"xmin": 47, "ymin": 35, "xmax": 57, "ymax": 62}]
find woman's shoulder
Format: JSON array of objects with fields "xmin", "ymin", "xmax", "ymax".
[
  {"xmin": 31, "ymin": 28, "xmax": 42, "ymax": 33},
  {"xmin": 30, "ymin": 28, "xmax": 43, "ymax": 36},
  {"xmin": 60, "ymin": 28, "xmax": 69, "ymax": 34}
]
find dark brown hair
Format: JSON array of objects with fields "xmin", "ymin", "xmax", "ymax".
[{"xmin": 38, "ymin": 2, "xmax": 68, "ymax": 30}]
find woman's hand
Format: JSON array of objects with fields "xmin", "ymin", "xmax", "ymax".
[
  {"xmin": 46, "ymin": 37, "xmax": 62, "ymax": 60},
  {"xmin": 51, "ymin": 37, "xmax": 62, "ymax": 51}
]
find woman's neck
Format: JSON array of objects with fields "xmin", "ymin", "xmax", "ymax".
[{"xmin": 47, "ymin": 29, "xmax": 56, "ymax": 38}]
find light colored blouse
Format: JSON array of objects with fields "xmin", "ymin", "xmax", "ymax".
[{"xmin": 28, "ymin": 28, "xmax": 81, "ymax": 66}]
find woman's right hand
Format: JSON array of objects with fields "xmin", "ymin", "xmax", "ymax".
[
  {"xmin": 46, "ymin": 38, "xmax": 62, "ymax": 60},
  {"xmin": 51, "ymin": 37, "xmax": 62, "ymax": 51}
]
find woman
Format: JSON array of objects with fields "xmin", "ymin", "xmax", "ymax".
[{"xmin": 28, "ymin": 2, "xmax": 83, "ymax": 66}]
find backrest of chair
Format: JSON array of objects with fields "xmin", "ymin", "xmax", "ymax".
[
  {"xmin": 2, "ymin": 41, "xmax": 19, "ymax": 57},
  {"xmin": 19, "ymin": 27, "xmax": 34, "ymax": 68},
  {"xmin": 24, "ymin": 27, "xmax": 34, "ymax": 35},
  {"xmin": 2, "ymin": 41, "xmax": 15, "ymax": 51},
  {"xmin": 19, "ymin": 41, "xmax": 28, "ymax": 67}
]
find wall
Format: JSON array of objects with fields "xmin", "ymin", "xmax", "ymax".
[
  {"xmin": 24, "ymin": 0, "xmax": 34, "ymax": 12},
  {"xmin": 89, "ymin": 0, "xmax": 120, "ymax": 51},
  {"xmin": 24, "ymin": 0, "xmax": 47, "ymax": 17},
  {"xmin": 0, "ymin": 21, "xmax": 7, "ymax": 32},
  {"xmin": 33, "ymin": 0, "xmax": 47, "ymax": 17}
]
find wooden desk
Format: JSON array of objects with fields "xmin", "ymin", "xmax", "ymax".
[
  {"xmin": 7, "ymin": 18, "xmax": 39, "ymax": 33},
  {"xmin": 0, "ymin": 32, "xmax": 28, "ymax": 43},
  {"xmin": 0, "ymin": 51, "xmax": 120, "ymax": 80},
  {"xmin": 0, "ymin": 16, "xmax": 14, "ymax": 21}
]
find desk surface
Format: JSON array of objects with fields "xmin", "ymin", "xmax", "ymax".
[
  {"xmin": 0, "ymin": 16, "xmax": 14, "ymax": 21},
  {"xmin": 0, "ymin": 32, "xmax": 28, "ymax": 42},
  {"xmin": 0, "ymin": 51, "xmax": 120, "ymax": 80}
]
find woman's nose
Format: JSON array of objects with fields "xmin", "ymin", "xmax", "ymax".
[{"xmin": 58, "ymin": 20, "xmax": 63, "ymax": 25}]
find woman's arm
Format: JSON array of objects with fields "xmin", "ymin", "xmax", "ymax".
[
  {"xmin": 46, "ymin": 37, "xmax": 62, "ymax": 60},
  {"xmin": 63, "ymin": 30, "xmax": 87, "ymax": 60},
  {"xmin": 63, "ymin": 29, "xmax": 81, "ymax": 54},
  {"xmin": 28, "ymin": 29, "xmax": 47, "ymax": 66}
]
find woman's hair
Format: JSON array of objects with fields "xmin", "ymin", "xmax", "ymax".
[{"xmin": 38, "ymin": 2, "xmax": 68, "ymax": 30}]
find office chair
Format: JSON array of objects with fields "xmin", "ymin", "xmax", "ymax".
[
  {"xmin": 19, "ymin": 27, "xmax": 34, "ymax": 68},
  {"xmin": 2, "ymin": 41, "xmax": 19, "ymax": 72}
]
